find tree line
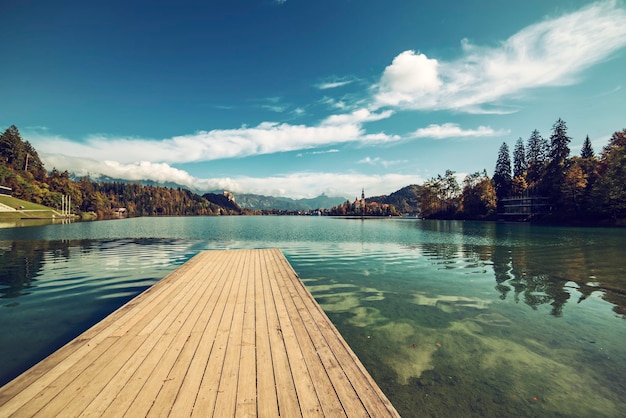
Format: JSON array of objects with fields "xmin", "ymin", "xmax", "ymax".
[
  {"xmin": 419, "ymin": 119, "xmax": 626, "ymax": 223},
  {"xmin": 0, "ymin": 125, "xmax": 240, "ymax": 218}
]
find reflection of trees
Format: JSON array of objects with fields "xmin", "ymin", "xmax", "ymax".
[
  {"xmin": 490, "ymin": 230, "xmax": 625, "ymax": 318},
  {"xmin": 0, "ymin": 240, "xmax": 92, "ymax": 299},
  {"xmin": 417, "ymin": 222, "xmax": 625, "ymax": 318},
  {"xmin": 490, "ymin": 227, "xmax": 573, "ymax": 316}
]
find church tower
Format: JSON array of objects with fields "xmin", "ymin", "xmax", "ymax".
[{"xmin": 361, "ymin": 188, "xmax": 365, "ymax": 218}]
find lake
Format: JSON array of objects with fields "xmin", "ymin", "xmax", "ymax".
[{"xmin": 1, "ymin": 216, "xmax": 624, "ymax": 417}]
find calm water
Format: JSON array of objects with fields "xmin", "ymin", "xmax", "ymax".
[{"xmin": 1, "ymin": 217, "xmax": 624, "ymax": 417}]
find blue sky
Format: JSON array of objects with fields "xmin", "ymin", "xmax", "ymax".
[{"xmin": 2, "ymin": 0, "xmax": 625, "ymax": 199}]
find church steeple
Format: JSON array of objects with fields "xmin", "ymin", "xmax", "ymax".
[{"xmin": 361, "ymin": 188, "xmax": 365, "ymax": 218}]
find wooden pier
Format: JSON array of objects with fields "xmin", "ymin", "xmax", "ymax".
[{"xmin": 0, "ymin": 249, "xmax": 399, "ymax": 417}]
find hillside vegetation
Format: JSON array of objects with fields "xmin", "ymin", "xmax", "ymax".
[{"xmin": 0, "ymin": 125, "xmax": 243, "ymax": 219}]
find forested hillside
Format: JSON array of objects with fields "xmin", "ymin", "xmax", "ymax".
[
  {"xmin": 368, "ymin": 185, "xmax": 422, "ymax": 214},
  {"xmin": 0, "ymin": 125, "xmax": 240, "ymax": 218}
]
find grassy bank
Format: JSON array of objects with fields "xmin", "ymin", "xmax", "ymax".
[{"xmin": 0, "ymin": 195, "xmax": 60, "ymax": 219}]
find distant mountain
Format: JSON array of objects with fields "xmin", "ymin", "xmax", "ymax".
[
  {"xmin": 368, "ymin": 184, "xmax": 422, "ymax": 214},
  {"xmin": 233, "ymin": 193, "xmax": 347, "ymax": 210},
  {"xmin": 69, "ymin": 173, "xmax": 190, "ymax": 191},
  {"xmin": 67, "ymin": 174, "xmax": 347, "ymax": 211}
]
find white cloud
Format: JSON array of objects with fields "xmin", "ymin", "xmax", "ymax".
[
  {"xmin": 374, "ymin": 1, "xmax": 626, "ymax": 112},
  {"xmin": 29, "ymin": 108, "xmax": 401, "ymax": 165},
  {"xmin": 320, "ymin": 96, "xmax": 349, "ymax": 110},
  {"xmin": 198, "ymin": 172, "xmax": 423, "ymax": 199},
  {"xmin": 317, "ymin": 77, "xmax": 357, "ymax": 90},
  {"xmin": 358, "ymin": 157, "xmax": 408, "ymax": 168},
  {"xmin": 297, "ymin": 149, "xmax": 340, "ymax": 157},
  {"xmin": 42, "ymin": 154, "xmax": 198, "ymax": 186},
  {"xmin": 262, "ymin": 104, "xmax": 288, "ymax": 113},
  {"xmin": 410, "ymin": 123, "xmax": 508, "ymax": 139},
  {"xmin": 321, "ymin": 108, "xmax": 394, "ymax": 126},
  {"xmin": 40, "ymin": 152, "xmax": 422, "ymax": 199}
]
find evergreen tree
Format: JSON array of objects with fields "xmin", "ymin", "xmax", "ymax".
[
  {"xmin": 581, "ymin": 135, "xmax": 594, "ymax": 159},
  {"xmin": 526, "ymin": 129, "xmax": 547, "ymax": 190},
  {"xmin": 513, "ymin": 137, "xmax": 526, "ymax": 178},
  {"xmin": 548, "ymin": 118, "xmax": 571, "ymax": 164},
  {"xmin": 493, "ymin": 142, "xmax": 512, "ymax": 205},
  {"xmin": 543, "ymin": 118, "xmax": 572, "ymax": 211},
  {"xmin": 592, "ymin": 129, "xmax": 626, "ymax": 218},
  {"xmin": 0, "ymin": 125, "xmax": 26, "ymax": 169},
  {"xmin": 512, "ymin": 138, "xmax": 527, "ymax": 196}
]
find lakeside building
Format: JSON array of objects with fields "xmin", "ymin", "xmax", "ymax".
[{"xmin": 499, "ymin": 196, "xmax": 551, "ymax": 221}]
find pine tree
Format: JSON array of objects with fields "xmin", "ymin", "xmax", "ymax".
[
  {"xmin": 0, "ymin": 125, "xmax": 26, "ymax": 168},
  {"xmin": 544, "ymin": 118, "xmax": 572, "ymax": 210},
  {"xmin": 581, "ymin": 135, "xmax": 594, "ymax": 159},
  {"xmin": 526, "ymin": 129, "xmax": 547, "ymax": 190},
  {"xmin": 493, "ymin": 142, "xmax": 512, "ymax": 205},
  {"xmin": 513, "ymin": 137, "xmax": 526, "ymax": 178},
  {"xmin": 548, "ymin": 118, "xmax": 571, "ymax": 164}
]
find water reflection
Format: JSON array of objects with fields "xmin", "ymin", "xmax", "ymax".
[
  {"xmin": 0, "ymin": 238, "xmax": 200, "ymax": 386},
  {"xmin": 411, "ymin": 221, "xmax": 626, "ymax": 319}
]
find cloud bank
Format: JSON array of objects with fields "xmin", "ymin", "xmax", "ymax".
[
  {"xmin": 410, "ymin": 123, "xmax": 508, "ymax": 139},
  {"xmin": 30, "ymin": 108, "xmax": 397, "ymax": 165},
  {"xmin": 374, "ymin": 1, "xmax": 626, "ymax": 112},
  {"xmin": 43, "ymin": 153, "xmax": 420, "ymax": 199}
]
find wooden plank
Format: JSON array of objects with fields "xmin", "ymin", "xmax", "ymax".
[
  {"xmin": 265, "ymin": 249, "xmax": 325, "ymax": 417},
  {"xmin": 235, "ymin": 250, "xmax": 258, "ymax": 417},
  {"xmin": 190, "ymin": 248, "xmax": 247, "ymax": 416},
  {"xmin": 260, "ymin": 249, "xmax": 303, "ymax": 418},
  {"xmin": 84, "ymin": 251, "xmax": 229, "ymax": 417},
  {"xmin": 277, "ymin": 253, "xmax": 399, "ymax": 417},
  {"xmin": 270, "ymin": 248, "xmax": 348, "ymax": 417},
  {"xmin": 0, "ymin": 248, "xmax": 400, "ymax": 418},
  {"xmin": 27, "ymin": 252, "xmax": 216, "ymax": 417},
  {"xmin": 142, "ymin": 251, "xmax": 234, "ymax": 417},
  {"xmin": 254, "ymin": 249, "xmax": 280, "ymax": 418},
  {"xmin": 211, "ymin": 249, "xmax": 250, "ymax": 416},
  {"xmin": 166, "ymin": 250, "xmax": 240, "ymax": 417}
]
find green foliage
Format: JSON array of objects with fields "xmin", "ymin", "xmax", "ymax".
[
  {"xmin": 368, "ymin": 185, "xmax": 422, "ymax": 215},
  {"xmin": 418, "ymin": 170, "xmax": 460, "ymax": 219},
  {"xmin": 0, "ymin": 125, "xmax": 242, "ymax": 219},
  {"xmin": 460, "ymin": 171, "xmax": 497, "ymax": 219},
  {"xmin": 0, "ymin": 126, "xmax": 46, "ymax": 181}
]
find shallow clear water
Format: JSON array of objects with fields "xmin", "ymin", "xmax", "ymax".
[{"xmin": 1, "ymin": 217, "xmax": 624, "ymax": 417}]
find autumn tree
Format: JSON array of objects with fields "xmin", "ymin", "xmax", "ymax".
[
  {"xmin": 562, "ymin": 157, "xmax": 588, "ymax": 217},
  {"xmin": 459, "ymin": 171, "xmax": 497, "ymax": 219},
  {"xmin": 592, "ymin": 129, "xmax": 626, "ymax": 218}
]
